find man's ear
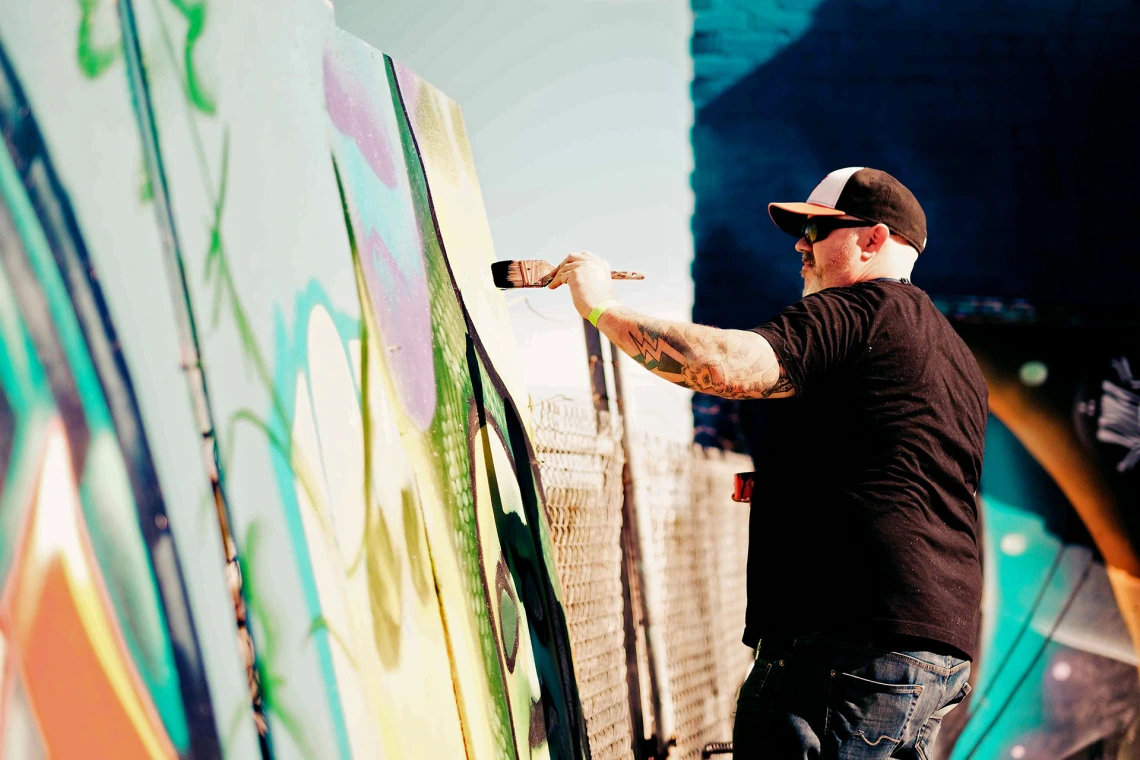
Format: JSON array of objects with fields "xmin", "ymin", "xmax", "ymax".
[{"xmin": 864, "ymin": 223, "xmax": 890, "ymax": 254}]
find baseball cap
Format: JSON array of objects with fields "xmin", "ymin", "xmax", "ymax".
[{"xmin": 768, "ymin": 167, "xmax": 927, "ymax": 253}]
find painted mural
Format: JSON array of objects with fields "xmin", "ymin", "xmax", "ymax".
[
  {"xmin": 689, "ymin": 1, "xmax": 1140, "ymax": 756},
  {"xmin": 0, "ymin": 1, "xmax": 585, "ymax": 758},
  {"xmin": 935, "ymin": 308, "xmax": 1140, "ymax": 759}
]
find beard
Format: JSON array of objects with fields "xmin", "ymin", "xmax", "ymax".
[{"xmin": 801, "ymin": 251, "xmax": 821, "ymax": 296}]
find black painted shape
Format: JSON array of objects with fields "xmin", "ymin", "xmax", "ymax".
[
  {"xmin": 957, "ymin": 317, "xmax": 1140, "ymax": 550},
  {"xmin": 0, "ymin": 31, "xmax": 222, "ymax": 759}
]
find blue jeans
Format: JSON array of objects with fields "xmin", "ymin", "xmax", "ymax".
[{"xmin": 732, "ymin": 634, "xmax": 971, "ymax": 759}]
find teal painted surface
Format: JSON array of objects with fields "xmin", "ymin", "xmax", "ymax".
[
  {"xmin": 0, "ymin": 131, "xmax": 191, "ymax": 752},
  {"xmin": 949, "ymin": 414, "xmax": 1137, "ymax": 758}
]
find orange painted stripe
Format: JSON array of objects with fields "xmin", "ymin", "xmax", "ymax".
[
  {"xmin": 20, "ymin": 559, "xmax": 156, "ymax": 759},
  {"xmin": 1, "ymin": 422, "xmax": 177, "ymax": 759}
]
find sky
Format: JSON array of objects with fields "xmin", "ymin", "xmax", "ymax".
[{"xmin": 335, "ymin": 1, "xmax": 697, "ymax": 442}]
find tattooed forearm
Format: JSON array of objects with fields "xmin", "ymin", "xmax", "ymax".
[{"xmin": 597, "ymin": 306, "xmax": 795, "ymax": 399}]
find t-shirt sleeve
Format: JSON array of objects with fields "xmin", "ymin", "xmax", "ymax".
[{"xmin": 751, "ymin": 288, "xmax": 875, "ymax": 397}]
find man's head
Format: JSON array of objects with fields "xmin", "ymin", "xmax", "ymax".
[{"xmin": 768, "ymin": 168, "xmax": 926, "ymax": 296}]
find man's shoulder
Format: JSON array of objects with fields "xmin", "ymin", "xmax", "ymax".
[
  {"xmin": 842, "ymin": 279, "xmax": 942, "ymax": 319},
  {"xmin": 787, "ymin": 280, "xmax": 897, "ymax": 312},
  {"xmin": 793, "ymin": 280, "xmax": 927, "ymax": 326},
  {"xmin": 839, "ymin": 282, "xmax": 977, "ymax": 357},
  {"xmin": 809, "ymin": 279, "xmax": 917, "ymax": 304}
]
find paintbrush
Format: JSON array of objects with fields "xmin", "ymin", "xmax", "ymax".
[{"xmin": 491, "ymin": 259, "xmax": 645, "ymax": 289}]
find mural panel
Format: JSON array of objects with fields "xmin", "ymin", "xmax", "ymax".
[
  {"xmin": 0, "ymin": 1, "xmax": 586, "ymax": 758},
  {"xmin": 0, "ymin": 40, "xmax": 231, "ymax": 757},
  {"xmin": 938, "ymin": 309, "xmax": 1140, "ymax": 759}
]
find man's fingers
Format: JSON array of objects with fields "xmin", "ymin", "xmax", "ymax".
[
  {"xmin": 548, "ymin": 251, "xmax": 607, "ymax": 289},
  {"xmin": 578, "ymin": 251, "xmax": 610, "ymax": 270},
  {"xmin": 545, "ymin": 255, "xmax": 573, "ymax": 283},
  {"xmin": 548, "ymin": 261, "xmax": 587, "ymax": 289},
  {"xmin": 561, "ymin": 258, "xmax": 608, "ymax": 273},
  {"xmin": 563, "ymin": 250, "xmax": 602, "ymax": 267}
]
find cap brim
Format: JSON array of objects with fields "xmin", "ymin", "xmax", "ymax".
[{"xmin": 768, "ymin": 202, "xmax": 846, "ymax": 237}]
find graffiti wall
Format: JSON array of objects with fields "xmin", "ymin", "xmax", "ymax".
[
  {"xmin": 688, "ymin": 1, "xmax": 1140, "ymax": 756},
  {"xmin": 0, "ymin": 1, "xmax": 585, "ymax": 758},
  {"xmin": 936, "ymin": 306, "xmax": 1140, "ymax": 759}
]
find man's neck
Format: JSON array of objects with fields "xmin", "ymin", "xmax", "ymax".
[{"xmin": 854, "ymin": 265, "xmax": 914, "ymax": 284}]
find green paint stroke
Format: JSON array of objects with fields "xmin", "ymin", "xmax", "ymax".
[
  {"xmin": 204, "ymin": 129, "xmax": 231, "ymax": 331},
  {"xmin": 349, "ymin": 286, "xmax": 374, "ymax": 578},
  {"xmin": 203, "ymin": 134, "xmax": 291, "ymax": 444},
  {"xmin": 201, "ymin": 139, "xmax": 352, "ymax": 757},
  {"xmin": 401, "ymin": 487, "xmax": 433, "ymax": 603},
  {"xmin": 307, "ymin": 616, "xmax": 359, "ymax": 672},
  {"xmin": 77, "ymin": 0, "xmax": 120, "ymax": 78},
  {"xmin": 139, "ymin": 161, "xmax": 153, "ymax": 203},
  {"xmin": 240, "ymin": 520, "xmax": 316, "ymax": 760},
  {"xmin": 365, "ymin": 507, "xmax": 401, "ymax": 670},
  {"xmin": 165, "ymin": 0, "xmax": 215, "ymax": 115}
]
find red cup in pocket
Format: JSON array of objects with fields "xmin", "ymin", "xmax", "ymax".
[{"xmin": 732, "ymin": 472, "xmax": 754, "ymax": 504}]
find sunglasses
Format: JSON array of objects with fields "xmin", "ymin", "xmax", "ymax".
[{"xmin": 801, "ymin": 217, "xmax": 874, "ymax": 244}]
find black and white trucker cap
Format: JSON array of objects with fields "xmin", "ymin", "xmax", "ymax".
[{"xmin": 768, "ymin": 167, "xmax": 928, "ymax": 253}]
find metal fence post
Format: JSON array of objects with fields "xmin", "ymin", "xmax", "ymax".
[{"xmin": 582, "ymin": 318, "xmax": 668, "ymax": 758}]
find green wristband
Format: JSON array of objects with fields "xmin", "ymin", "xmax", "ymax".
[{"xmin": 587, "ymin": 299, "xmax": 620, "ymax": 327}]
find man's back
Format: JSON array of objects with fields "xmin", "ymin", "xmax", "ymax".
[{"xmin": 748, "ymin": 279, "xmax": 988, "ymax": 659}]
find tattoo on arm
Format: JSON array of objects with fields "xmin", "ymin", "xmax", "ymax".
[{"xmin": 598, "ymin": 306, "xmax": 795, "ymax": 399}]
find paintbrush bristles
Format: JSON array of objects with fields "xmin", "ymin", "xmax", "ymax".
[
  {"xmin": 491, "ymin": 259, "xmax": 646, "ymax": 289},
  {"xmin": 491, "ymin": 260, "xmax": 555, "ymax": 289},
  {"xmin": 491, "ymin": 260, "xmax": 557, "ymax": 288}
]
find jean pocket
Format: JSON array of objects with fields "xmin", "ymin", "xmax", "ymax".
[
  {"xmin": 737, "ymin": 658, "xmax": 775, "ymax": 704},
  {"xmin": 733, "ymin": 658, "xmax": 780, "ymax": 757},
  {"xmin": 825, "ymin": 672, "xmax": 923, "ymax": 760},
  {"xmin": 915, "ymin": 681, "xmax": 972, "ymax": 760}
]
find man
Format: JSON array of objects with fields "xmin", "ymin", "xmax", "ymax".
[{"xmin": 547, "ymin": 167, "xmax": 987, "ymax": 758}]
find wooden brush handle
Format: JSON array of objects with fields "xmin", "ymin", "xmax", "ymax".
[{"xmin": 536, "ymin": 268, "xmax": 645, "ymax": 286}]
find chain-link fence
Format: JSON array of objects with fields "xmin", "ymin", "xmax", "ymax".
[
  {"xmin": 532, "ymin": 398, "xmax": 633, "ymax": 760},
  {"xmin": 631, "ymin": 438, "xmax": 753, "ymax": 760},
  {"xmin": 688, "ymin": 449, "xmax": 754, "ymax": 753},
  {"xmin": 532, "ymin": 395, "xmax": 755, "ymax": 760}
]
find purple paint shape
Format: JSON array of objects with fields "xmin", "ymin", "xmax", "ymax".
[
  {"xmin": 323, "ymin": 51, "xmax": 398, "ymax": 189},
  {"xmin": 392, "ymin": 61, "xmax": 421, "ymax": 123},
  {"xmin": 358, "ymin": 225, "xmax": 436, "ymax": 431},
  {"xmin": 324, "ymin": 43, "xmax": 437, "ymax": 431}
]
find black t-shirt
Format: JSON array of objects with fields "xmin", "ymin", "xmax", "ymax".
[{"xmin": 747, "ymin": 280, "xmax": 988, "ymax": 660}]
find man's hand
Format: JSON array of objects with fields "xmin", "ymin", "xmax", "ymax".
[{"xmin": 546, "ymin": 251, "xmax": 617, "ymax": 320}]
